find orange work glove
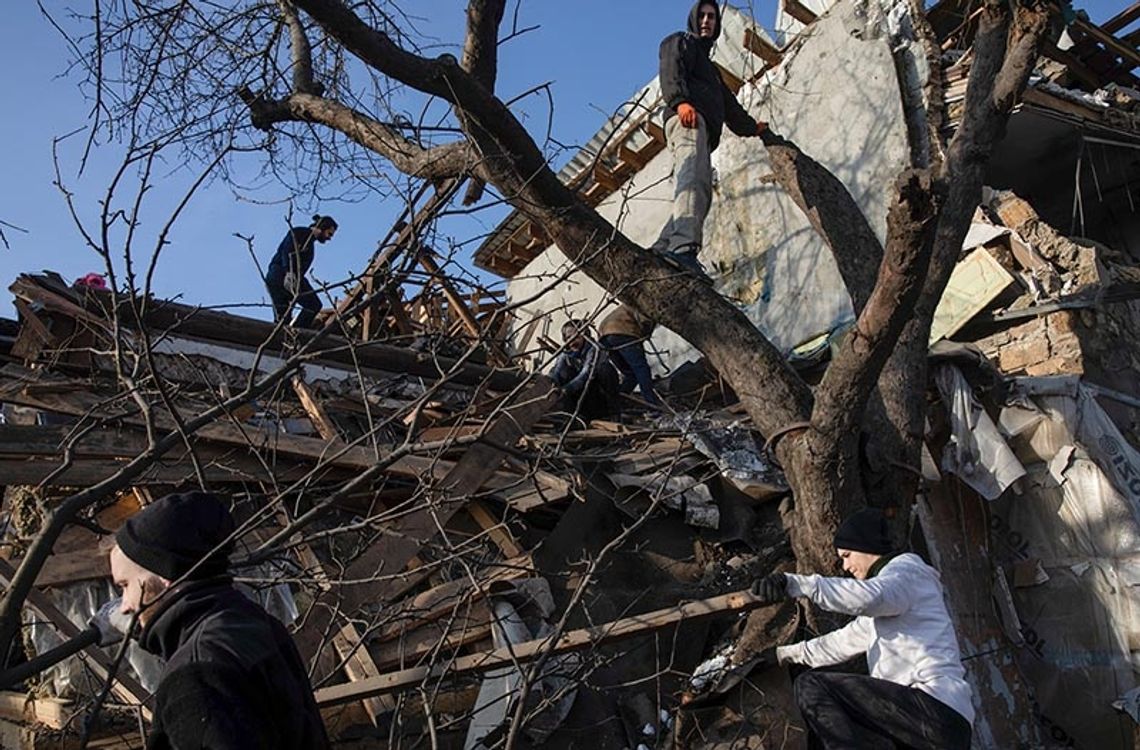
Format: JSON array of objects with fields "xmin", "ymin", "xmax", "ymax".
[{"xmin": 677, "ymin": 102, "xmax": 699, "ymax": 128}]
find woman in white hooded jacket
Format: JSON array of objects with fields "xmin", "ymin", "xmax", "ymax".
[{"xmin": 752, "ymin": 508, "xmax": 974, "ymax": 749}]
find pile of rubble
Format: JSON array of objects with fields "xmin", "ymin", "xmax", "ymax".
[{"xmin": 0, "ymin": 269, "xmax": 801, "ymax": 748}]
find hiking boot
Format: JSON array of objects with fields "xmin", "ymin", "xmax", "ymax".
[{"xmin": 663, "ymin": 250, "xmax": 714, "ymax": 284}]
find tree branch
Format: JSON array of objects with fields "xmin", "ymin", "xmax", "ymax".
[
  {"xmin": 288, "ymin": 0, "xmax": 815, "ymax": 438},
  {"xmin": 813, "ymin": 169, "xmax": 939, "ymax": 440},
  {"xmin": 238, "ymin": 89, "xmax": 480, "ymax": 180},
  {"xmin": 870, "ymin": 0, "xmax": 1053, "ymax": 510},
  {"xmin": 277, "ymin": 0, "xmax": 320, "ymax": 95},
  {"xmin": 462, "ymin": 0, "xmax": 507, "ymax": 91},
  {"xmin": 761, "ymin": 132, "xmax": 885, "ymax": 314}
]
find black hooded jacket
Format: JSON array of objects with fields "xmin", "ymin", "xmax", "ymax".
[
  {"xmin": 267, "ymin": 227, "xmax": 317, "ymax": 281},
  {"xmin": 659, "ymin": 2, "xmax": 759, "ymax": 151},
  {"xmin": 139, "ymin": 579, "xmax": 330, "ymax": 750}
]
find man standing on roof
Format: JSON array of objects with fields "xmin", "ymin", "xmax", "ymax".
[
  {"xmin": 653, "ymin": 2, "xmax": 770, "ymax": 279},
  {"xmin": 108, "ymin": 492, "xmax": 330, "ymax": 749},
  {"xmin": 265, "ymin": 214, "xmax": 338, "ymax": 329},
  {"xmin": 751, "ymin": 508, "xmax": 975, "ymax": 749}
]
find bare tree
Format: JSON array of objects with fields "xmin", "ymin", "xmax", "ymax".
[{"xmin": 3, "ymin": 1, "xmax": 1061, "ymax": 736}]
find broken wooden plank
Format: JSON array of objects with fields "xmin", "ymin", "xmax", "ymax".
[
  {"xmin": 12, "ymin": 273, "xmax": 520, "ymax": 391},
  {"xmin": 1104, "ymin": 2, "xmax": 1140, "ymax": 35},
  {"xmin": 782, "ymin": 0, "xmax": 818, "ymax": 26},
  {"xmin": 1071, "ymin": 16, "xmax": 1140, "ymax": 71},
  {"xmin": 744, "ymin": 26, "xmax": 782, "ymax": 67},
  {"xmin": 0, "ymin": 367, "xmax": 545, "ymax": 490},
  {"xmin": 291, "ymin": 376, "xmax": 341, "ymax": 443},
  {"xmin": 0, "ymin": 692, "xmax": 71, "ymax": 730},
  {"xmin": 11, "ymin": 300, "xmax": 57, "ymax": 362},
  {"xmin": 315, "ymin": 588, "xmax": 771, "ymax": 706},
  {"xmin": 0, "ymin": 424, "xmax": 342, "ymax": 486},
  {"xmin": 297, "ymin": 377, "xmax": 558, "ymax": 674},
  {"xmin": 0, "ymin": 456, "xmax": 318, "ymax": 488},
  {"xmin": 367, "ymin": 555, "xmax": 531, "ymax": 648},
  {"xmin": 370, "ymin": 601, "xmax": 492, "ymax": 672},
  {"xmin": 466, "ymin": 502, "xmax": 524, "ymax": 558},
  {"xmin": 335, "ymin": 180, "xmax": 462, "ymax": 316}
]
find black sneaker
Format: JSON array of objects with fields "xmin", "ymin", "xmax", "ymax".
[{"xmin": 662, "ymin": 250, "xmax": 714, "ymax": 284}]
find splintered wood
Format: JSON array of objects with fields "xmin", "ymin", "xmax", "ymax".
[{"xmin": 0, "ymin": 271, "xmax": 774, "ymax": 747}]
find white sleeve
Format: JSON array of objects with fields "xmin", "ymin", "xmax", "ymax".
[
  {"xmin": 785, "ymin": 567, "xmax": 911, "ymax": 618},
  {"xmin": 776, "ymin": 617, "xmax": 872, "ymax": 668}
]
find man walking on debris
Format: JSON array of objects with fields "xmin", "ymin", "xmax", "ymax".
[
  {"xmin": 752, "ymin": 508, "xmax": 974, "ymax": 749},
  {"xmin": 265, "ymin": 214, "xmax": 338, "ymax": 329},
  {"xmin": 653, "ymin": 1, "xmax": 770, "ymax": 279},
  {"xmin": 550, "ymin": 319, "xmax": 619, "ymax": 420},
  {"xmin": 107, "ymin": 492, "xmax": 330, "ymax": 749},
  {"xmin": 599, "ymin": 305, "xmax": 662, "ymax": 408}
]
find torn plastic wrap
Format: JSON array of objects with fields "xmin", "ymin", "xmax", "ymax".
[
  {"xmin": 1007, "ymin": 376, "xmax": 1140, "ymax": 526},
  {"xmin": 988, "ymin": 378, "xmax": 1140, "ymax": 749},
  {"xmin": 26, "ymin": 566, "xmax": 300, "ymax": 700},
  {"xmin": 23, "ymin": 581, "xmax": 163, "ymax": 697},
  {"xmin": 235, "ymin": 558, "xmax": 301, "ymax": 627},
  {"xmin": 464, "ymin": 579, "xmax": 578, "ymax": 749},
  {"xmin": 934, "ymin": 364, "xmax": 1026, "ymax": 499}
]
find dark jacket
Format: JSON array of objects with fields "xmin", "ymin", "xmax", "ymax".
[
  {"xmin": 140, "ymin": 579, "xmax": 330, "ymax": 750},
  {"xmin": 267, "ymin": 227, "xmax": 317, "ymax": 280},
  {"xmin": 551, "ymin": 339, "xmax": 604, "ymax": 396},
  {"xmin": 659, "ymin": 2, "xmax": 759, "ymax": 151}
]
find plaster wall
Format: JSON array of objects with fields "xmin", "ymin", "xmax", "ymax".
[{"xmin": 507, "ymin": 0, "xmax": 917, "ymax": 375}]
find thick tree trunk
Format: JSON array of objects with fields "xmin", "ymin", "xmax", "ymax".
[{"xmin": 876, "ymin": 1, "xmax": 1054, "ymax": 516}]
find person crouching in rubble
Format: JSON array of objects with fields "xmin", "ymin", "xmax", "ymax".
[
  {"xmin": 751, "ymin": 508, "xmax": 975, "ymax": 749},
  {"xmin": 599, "ymin": 304, "xmax": 663, "ymax": 409},
  {"xmin": 550, "ymin": 319, "xmax": 619, "ymax": 421},
  {"xmin": 105, "ymin": 491, "xmax": 329, "ymax": 749},
  {"xmin": 265, "ymin": 214, "xmax": 338, "ymax": 329}
]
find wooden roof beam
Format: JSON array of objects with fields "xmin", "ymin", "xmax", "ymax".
[
  {"xmin": 1103, "ymin": 1, "xmax": 1140, "ymax": 35},
  {"xmin": 1071, "ymin": 16, "xmax": 1140, "ymax": 71},
  {"xmin": 744, "ymin": 27, "xmax": 782, "ymax": 68},
  {"xmin": 783, "ymin": 0, "xmax": 818, "ymax": 27},
  {"xmin": 314, "ymin": 588, "xmax": 774, "ymax": 705}
]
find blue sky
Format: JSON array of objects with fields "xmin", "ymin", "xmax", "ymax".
[{"xmin": 0, "ymin": 1, "xmax": 1127, "ymax": 320}]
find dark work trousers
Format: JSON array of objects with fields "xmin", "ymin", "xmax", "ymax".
[
  {"xmin": 795, "ymin": 671, "xmax": 972, "ymax": 750},
  {"xmin": 560, "ymin": 361, "xmax": 620, "ymax": 421},
  {"xmin": 599, "ymin": 333, "xmax": 662, "ymax": 407},
  {"xmin": 267, "ymin": 272, "xmax": 321, "ymax": 329}
]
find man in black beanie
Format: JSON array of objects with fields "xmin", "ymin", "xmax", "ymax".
[
  {"xmin": 109, "ymin": 492, "xmax": 329, "ymax": 749},
  {"xmin": 751, "ymin": 508, "xmax": 975, "ymax": 749}
]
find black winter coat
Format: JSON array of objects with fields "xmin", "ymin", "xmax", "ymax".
[
  {"xmin": 267, "ymin": 227, "xmax": 317, "ymax": 280},
  {"xmin": 139, "ymin": 579, "xmax": 329, "ymax": 750},
  {"xmin": 659, "ymin": 1, "xmax": 759, "ymax": 151}
]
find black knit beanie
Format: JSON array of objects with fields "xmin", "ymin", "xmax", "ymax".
[
  {"xmin": 115, "ymin": 492, "xmax": 236, "ymax": 581},
  {"xmin": 833, "ymin": 508, "xmax": 892, "ymax": 555}
]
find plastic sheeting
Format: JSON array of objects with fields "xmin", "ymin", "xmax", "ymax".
[
  {"xmin": 24, "ymin": 581, "xmax": 164, "ymax": 697},
  {"xmin": 989, "ymin": 379, "xmax": 1140, "ymax": 749},
  {"xmin": 935, "ymin": 364, "xmax": 1026, "ymax": 500},
  {"xmin": 464, "ymin": 579, "xmax": 578, "ymax": 749},
  {"xmin": 28, "ymin": 572, "xmax": 299, "ymax": 700}
]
